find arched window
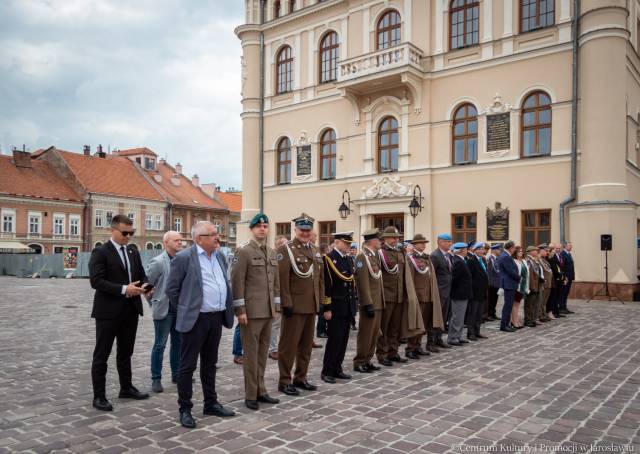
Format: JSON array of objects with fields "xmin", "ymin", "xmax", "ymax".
[
  {"xmin": 521, "ymin": 91, "xmax": 552, "ymax": 157},
  {"xmin": 277, "ymin": 137, "xmax": 292, "ymax": 184},
  {"xmin": 274, "ymin": 0, "xmax": 281, "ymax": 19},
  {"xmin": 276, "ymin": 46, "xmax": 293, "ymax": 94},
  {"xmin": 154, "ymin": 243, "xmax": 163, "ymax": 250},
  {"xmin": 520, "ymin": 0, "xmax": 555, "ymax": 32},
  {"xmin": 450, "ymin": 0, "xmax": 479, "ymax": 50},
  {"xmin": 376, "ymin": 10, "xmax": 401, "ymax": 50},
  {"xmin": 319, "ymin": 32, "xmax": 339, "ymax": 84},
  {"xmin": 94, "ymin": 241, "xmax": 103, "ymax": 248},
  {"xmin": 452, "ymin": 103, "xmax": 478, "ymax": 164},
  {"xmin": 378, "ymin": 117, "xmax": 399, "ymax": 173},
  {"xmin": 319, "ymin": 129, "xmax": 336, "ymax": 180},
  {"xmin": 146, "ymin": 242, "xmax": 154, "ymax": 250}
]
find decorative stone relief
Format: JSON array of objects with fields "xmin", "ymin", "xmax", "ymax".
[{"xmin": 362, "ymin": 175, "xmax": 412, "ymax": 199}]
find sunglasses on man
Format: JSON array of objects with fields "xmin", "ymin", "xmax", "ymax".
[{"xmin": 115, "ymin": 229, "xmax": 136, "ymax": 237}]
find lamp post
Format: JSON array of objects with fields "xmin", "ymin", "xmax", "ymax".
[
  {"xmin": 409, "ymin": 185, "xmax": 423, "ymax": 218},
  {"xmin": 338, "ymin": 189, "xmax": 352, "ymax": 220}
]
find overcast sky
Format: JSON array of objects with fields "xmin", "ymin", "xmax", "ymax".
[{"xmin": 0, "ymin": 0, "xmax": 244, "ymax": 190}]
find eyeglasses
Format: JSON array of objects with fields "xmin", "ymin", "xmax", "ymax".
[
  {"xmin": 198, "ymin": 233, "xmax": 217, "ymax": 237},
  {"xmin": 116, "ymin": 229, "xmax": 136, "ymax": 237}
]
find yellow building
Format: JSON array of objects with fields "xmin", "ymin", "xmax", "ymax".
[{"xmin": 236, "ymin": 0, "xmax": 640, "ymax": 299}]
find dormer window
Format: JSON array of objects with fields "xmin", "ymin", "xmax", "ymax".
[{"xmin": 144, "ymin": 157, "xmax": 156, "ymax": 170}]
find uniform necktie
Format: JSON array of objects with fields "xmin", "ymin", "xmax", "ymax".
[{"xmin": 120, "ymin": 246, "xmax": 130, "ymax": 283}]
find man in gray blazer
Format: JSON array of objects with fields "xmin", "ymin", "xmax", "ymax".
[
  {"xmin": 166, "ymin": 221, "xmax": 235, "ymax": 429},
  {"xmin": 430, "ymin": 233, "xmax": 454, "ymax": 350},
  {"xmin": 145, "ymin": 230, "xmax": 183, "ymax": 393}
]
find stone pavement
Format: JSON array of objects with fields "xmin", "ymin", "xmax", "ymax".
[{"xmin": 0, "ymin": 277, "xmax": 639, "ymax": 454}]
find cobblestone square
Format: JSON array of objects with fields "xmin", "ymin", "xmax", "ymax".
[{"xmin": 0, "ymin": 277, "xmax": 638, "ymax": 453}]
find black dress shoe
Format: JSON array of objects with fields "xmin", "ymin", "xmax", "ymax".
[
  {"xmin": 244, "ymin": 399, "xmax": 259, "ymax": 410},
  {"xmin": 365, "ymin": 362, "xmax": 381, "ymax": 371},
  {"xmin": 180, "ymin": 411, "xmax": 196, "ymax": 428},
  {"xmin": 388, "ymin": 355, "xmax": 408, "ymax": 363},
  {"xmin": 467, "ymin": 335, "xmax": 478, "ymax": 341},
  {"xmin": 556, "ymin": 313, "xmax": 565, "ymax": 318},
  {"xmin": 203, "ymin": 403, "xmax": 235, "ymax": 417},
  {"xmin": 354, "ymin": 364, "xmax": 372, "ymax": 373},
  {"xmin": 321, "ymin": 374, "xmax": 336, "ymax": 384},
  {"xmin": 317, "ymin": 332, "xmax": 328, "ymax": 338},
  {"xmin": 278, "ymin": 383, "xmax": 300, "ymax": 395},
  {"xmin": 257, "ymin": 394, "xmax": 279, "ymax": 404},
  {"xmin": 416, "ymin": 348, "xmax": 430, "ymax": 356},
  {"xmin": 119, "ymin": 386, "xmax": 150, "ymax": 400},
  {"xmin": 152, "ymin": 379, "xmax": 163, "ymax": 393},
  {"xmin": 93, "ymin": 396, "xmax": 113, "ymax": 411},
  {"xmin": 435, "ymin": 339, "xmax": 451, "ymax": 349},
  {"xmin": 459, "ymin": 339, "xmax": 470, "ymax": 344},
  {"xmin": 476, "ymin": 333, "xmax": 488, "ymax": 339},
  {"xmin": 564, "ymin": 309, "xmax": 575, "ymax": 314},
  {"xmin": 405, "ymin": 351, "xmax": 420, "ymax": 360},
  {"xmin": 500, "ymin": 326, "xmax": 516, "ymax": 332},
  {"xmin": 293, "ymin": 380, "xmax": 318, "ymax": 391},
  {"xmin": 335, "ymin": 372, "xmax": 352, "ymax": 380},
  {"xmin": 448, "ymin": 340, "xmax": 462, "ymax": 346},
  {"xmin": 378, "ymin": 358, "xmax": 393, "ymax": 367},
  {"xmin": 427, "ymin": 345, "xmax": 440, "ymax": 353}
]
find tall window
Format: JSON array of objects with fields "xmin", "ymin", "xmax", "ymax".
[
  {"xmin": 521, "ymin": 91, "xmax": 552, "ymax": 157},
  {"xmin": 276, "ymin": 46, "xmax": 293, "ymax": 94},
  {"xmin": 145, "ymin": 213, "xmax": 153, "ymax": 230},
  {"xmin": 53, "ymin": 215, "xmax": 65, "ymax": 236},
  {"xmin": 378, "ymin": 116, "xmax": 399, "ymax": 173},
  {"xmin": 376, "ymin": 10, "xmax": 401, "ymax": 50},
  {"xmin": 95, "ymin": 209, "xmax": 103, "ymax": 228},
  {"xmin": 319, "ymin": 221, "xmax": 336, "ymax": 248},
  {"xmin": 452, "ymin": 103, "xmax": 478, "ymax": 164},
  {"xmin": 522, "ymin": 209, "xmax": 551, "ymax": 247},
  {"xmin": 174, "ymin": 217, "xmax": 182, "ymax": 232},
  {"xmin": 277, "ymin": 137, "xmax": 292, "ymax": 185},
  {"xmin": 105, "ymin": 210, "xmax": 114, "ymax": 224},
  {"xmin": 319, "ymin": 31, "xmax": 339, "ymax": 83},
  {"xmin": 520, "ymin": 0, "xmax": 555, "ymax": 33},
  {"xmin": 276, "ymin": 222, "xmax": 291, "ymax": 239},
  {"xmin": 274, "ymin": 0, "xmax": 281, "ymax": 18},
  {"xmin": 452, "ymin": 213, "xmax": 477, "ymax": 243},
  {"xmin": 29, "ymin": 214, "xmax": 41, "ymax": 234},
  {"xmin": 146, "ymin": 242, "xmax": 154, "ymax": 250},
  {"xmin": 450, "ymin": 0, "xmax": 479, "ymax": 50},
  {"xmin": 319, "ymin": 129, "xmax": 336, "ymax": 180},
  {"xmin": 2, "ymin": 210, "xmax": 15, "ymax": 233},
  {"xmin": 155, "ymin": 214, "xmax": 162, "ymax": 230},
  {"xmin": 70, "ymin": 217, "xmax": 80, "ymax": 236}
]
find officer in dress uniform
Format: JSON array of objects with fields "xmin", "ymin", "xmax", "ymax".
[
  {"xmin": 320, "ymin": 232, "xmax": 358, "ymax": 384},
  {"xmin": 231, "ymin": 213, "xmax": 281, "ymax": 410},
  {"xmin": 406, "ymin": 234, "xmax": 445, "ymax": 358},
  {"xmin": 276, "ymin": 213, "xmax": 324, "ymax": 396},
  {"xmin": 353, "ymin": 228, "xmax": 385, "ymax": 373},
  {"xmin": 376, "ymin": 226, "xmax": 407, "ymax": 367}
]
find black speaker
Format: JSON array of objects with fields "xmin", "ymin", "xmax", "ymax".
[{"xmin": 600, "ymin": 234, "xmax": 612, "ymax": 251}]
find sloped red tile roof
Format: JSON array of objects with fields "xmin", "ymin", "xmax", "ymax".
[
  {"xmin": 216, "ymin": 192, "xmax": 242, "ymax": 213},
  {"xmin": 114, "ymin": 147, "xmax": 158, "ymax": 157},
  {"xmin": 148, "ymin": 162, "xmax": 227, "ymax": 210},
  {"xmin": 57, "ymin": 149, "xmax": 164, "ymax": 201},
  {"xmin": 0, "ymin": 154, "xmax": 83, "ymax": 202}
]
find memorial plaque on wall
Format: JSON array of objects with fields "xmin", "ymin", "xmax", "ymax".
[
  {"xmin": 296, "ymin": 145, "xmax": 311, "ymax": 176},
  {"xmin": 486, "ymin": 113, "xmax": 510, "ymax": 152},
  {"xmin": 486, "ymin": 202, "xmax": 509, "ymax": 241}
]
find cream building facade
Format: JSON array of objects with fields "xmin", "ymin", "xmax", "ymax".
[{"xmin": 236, "ymin": 0, "xmax": 640, "ymax": 299}]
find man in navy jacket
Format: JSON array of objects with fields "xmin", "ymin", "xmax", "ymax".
[
  {"xmin": 560, "ymin": 242, "xmax": 575, "ymax": 314},
  {"xmin": 496, "ymin": 241, "xmax": 520, "ymax": 332}
]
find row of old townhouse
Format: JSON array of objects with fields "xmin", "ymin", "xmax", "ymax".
[{"xmin": 0, "ymin": 146, "xmax": 242, "ymax": 258}]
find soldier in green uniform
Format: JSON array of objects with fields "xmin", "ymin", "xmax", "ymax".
[
  {"xmin": 376, "ymin": 226, "xmax": 407, "ymax": 366},
  {"xmin": 353, "ymin": 229, "xmax": 385, "ymax": 373},
  {"xmin": 231, "ymin": 213, "xmax": 281, "ymax": 410},
  {"xmin": 276, "ymin": 213, "xmax": 324, "ymax": 396}
]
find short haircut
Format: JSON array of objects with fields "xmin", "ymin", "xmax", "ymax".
[
  {"xmin": 111, "ymin": 214, "xmax": 133, "ymax": 228},
  {"xmin": 163, "ymin": 230, "xmax": 181, "ymax": 242},
  {"xmin": 504, "ymin": 240, "xmax": 515, "ymax": 250},
  {"xmin": 192, "ymin": 220, "xmax": 215, "ymax": 239}
]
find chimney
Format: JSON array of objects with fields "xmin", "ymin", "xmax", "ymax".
[
  {"xmin": 171, "ymin": 173, "xmax": 181, "ymax": 186},
  {"xmin": 175, "ymin": 162, "xmax": 183, "ymax": 175},
  {"xmin": 12, "ymin": 149, "xmax": 32, "ymax": 168},
  {"xmin": 83, "ymin": 145, "xmax": 91, "ymax": 156},
  {"xmin": 192, "ymin": 174, "xmax": 200, "ymax": 187},
  {"xmin": 95, "ymin": 144, "xmax": 106, "ymax": 158}
]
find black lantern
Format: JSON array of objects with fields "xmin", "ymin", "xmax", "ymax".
[
  {"xmin": 338, "ymin": 190, "xmax": 352, "ymax": 220},
  {"xmin": 409, "ymin": 185, "xmax": 423, "ymax": 218}
]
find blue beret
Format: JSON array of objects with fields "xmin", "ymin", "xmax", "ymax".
[
  {"xmin": 490, "ymin": 243, "xmax": 503, "ymax": 250},
  {"xmin": 249, "ymin": 213, "xmax": 269, "ymax": 228},
  {"xmin": 453, "ymin": 242, "xmax": 469, "ymax": 249},
  {"xmin": 437, "ymin": 233, "xmax": 452, "ymax": 241}
]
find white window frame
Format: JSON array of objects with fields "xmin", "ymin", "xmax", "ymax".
[
  {"xmin": 53, "ymin": 213, "xmax": 65, "ymax": 236},
  {"xmin": 69, "ymin": 215, "xmax": 81, "ymax": 236},
  {"xmin": 174, "ymin": 217, "xmax": 182, "ymax": 232},
  {"xmin": 105, "ymin": 210, "xmax": 114, "ymax": 225},
  {"xmin": 155, "ymin": 214, "xmax": 162, "ymax": 230},
  {"xmin": 28, "ymin": 211, "xmax": 42, "ymax": 235},
  {"xmin": 2, "ymin": 208, "xmax": 16, "ymax": 233},
  {"xmin": 145, "ymin": 213, "xmax": 153, "ymax": 230},
  {"xmin": 128, "ymin": 212, "xmax": 135, "ymax": 223},
  {"xmin": 95, "ymin": 209, "xmax": 103, "ymax": 228}
]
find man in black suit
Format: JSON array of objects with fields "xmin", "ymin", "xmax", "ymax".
[
  {"xmin": 430, "ymin": 233, "xmax": 453, "ymax": 350},
  {"xmin": 89, "ymin": 214, "xmax": 151, "ymax": 411},
  {"xmin": 560, "ymin": 242, "xmax": 575, "ymax": 314},
  {"xmin": 466, "ymin": 242, "xmax": 489, "ymax": 340},
  {"xmin": 449, "ymin": 242, "xmax": 473, "ymax": 346}
]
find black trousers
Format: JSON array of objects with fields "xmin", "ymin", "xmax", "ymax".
[
  {"xmin": 546, "ymin": 285, "xmax": 561, "ymax": 316},
  {"xmin": 466, "ymin": 299, "xmax": 485, "ymax": 337},
  {"xmin": 316, "ymin": 310, "xmax": 328, "ymax": 336},
  {"xmin": 91, "ymin": 305, "xmax": 139, "ymax": 398},
  {"xmin": 321, "ymin": 316, "xmax": 351, "ymax": 377},
  {"xmin": 488, "ymin": 286, "xmax": 499, "ymax": 318},
  {"xmin": 500, "ymin": 289, "xmax": 516, "ymax": 330},
  {"xmin": 177, "ymin": 311, "xmax": 223, "ymax": 413}
]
